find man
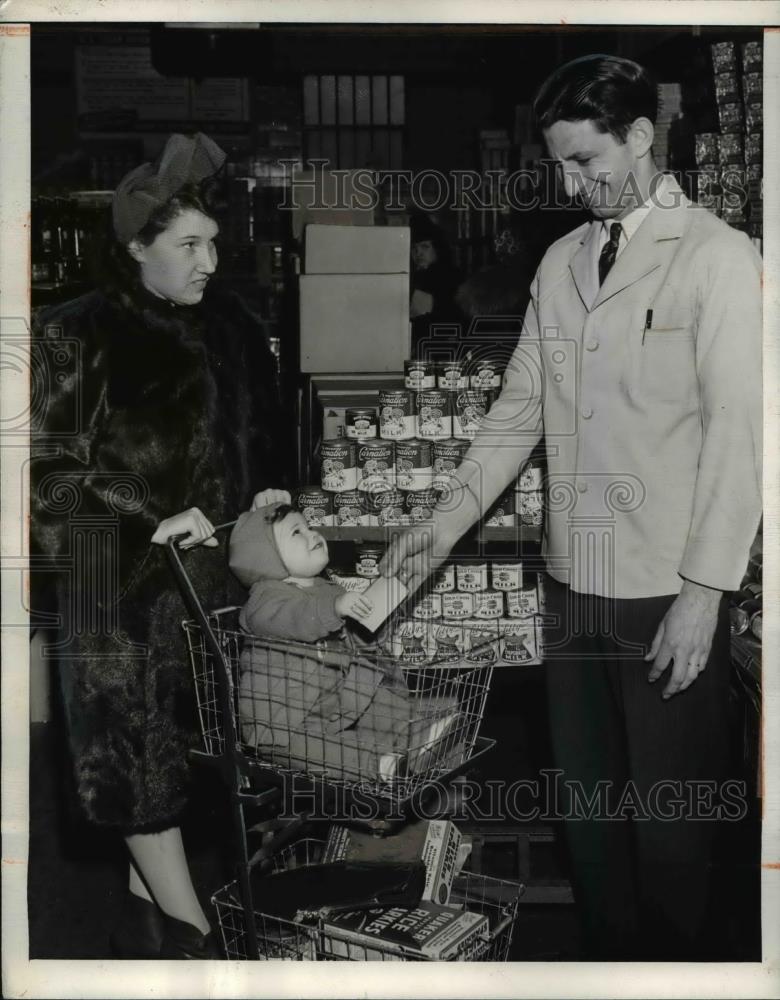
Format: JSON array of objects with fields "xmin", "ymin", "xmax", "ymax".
[{"xmin": 383, "ymin": 54, "xmax": 762, "ymax": 959}]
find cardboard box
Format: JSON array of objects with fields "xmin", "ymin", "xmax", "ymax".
[
  {"xmin": 323, "ymin": 820, "xmax": 462, "ymax": 905},
  {"xmin": 320, "ymin": 902, "xmax": 489, "ymax": 960},
  {"xmin": 290, "ymin": 168, "xmax": 375, "ymax": 240},
  {"xmin": 299, "ymin": 273, "xmax": 410, "ymax": 373},
  {"xmin": 305, "ymin": 225, "xmax": 410, "ymax": 275}
]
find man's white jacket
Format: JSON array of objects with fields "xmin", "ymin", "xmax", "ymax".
[{"xmin": 443, "ymin": 174, "xmax": 762, "ymax": 598}]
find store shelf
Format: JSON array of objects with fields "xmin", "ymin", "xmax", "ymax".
[{"xmin": 320, "ymin": 525, "xmax": 542, "ymax": 544}]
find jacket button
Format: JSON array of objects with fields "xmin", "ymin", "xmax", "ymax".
[
  {"xmin": 581, "ymin": 406, "xmax": 593, "ymax": 419},
  {"xmin": 585, "ymin": 339, "xmax": 599, "ymax": 351},
  {"xmin": 577, "ymin": 481, "xmax": 588, "ymax": 494}
]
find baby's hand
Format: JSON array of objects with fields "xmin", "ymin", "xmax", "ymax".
[
  {"xmin": 251, "ymin": 488, "xmax": 292, "ymax": 511},
  {"xmin": 335, "ymin": 591, "xmax": 374, "ymax": 621}
]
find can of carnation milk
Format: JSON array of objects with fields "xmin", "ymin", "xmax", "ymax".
[
  {"xmin": 378, "ymin": 389, "xmax": 415, "ymax": 441},
  {"xmin": 364, "ymin": 486, "xmax": 405, "ymax": 526},
  {"xmin": 395, "ymin": 438, "xmax": 433, "ymax": 491},
  {"xmin": 295, "ymin": 487, "xmax": 334, "ymax": 527},
  {"xmin": 333, "ymin": 489, "xmax": 369, "ymax": 527},
  {"xmin": 453, "ymin": 389, "xmax": 491, "ymax": 440},
  {"xmin": 404, "ymin": 487, "xmax": 438, "ymax": 523},
  {"xmin": 518, "ymin": 490, "xmax": 544, "ymax": 527},
  {"xmin": 356, "ymin": 440, "xmax": 395, "ymax": 493},
  {"xmin": 416, "ymin": 389, "xmax": 452, "ymax": 441},
  {"xmin": 320, "ymin": 439, "xmax": 357, "ymax": 493},
  {"xmin": 485, "ymin": 486, "xmax": 516, "ymax": 527},
  {"xmin": 431, "ymin": 438, "xmax": 469, "ymax": 491}
]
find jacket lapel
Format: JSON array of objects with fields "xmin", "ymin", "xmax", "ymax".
[
  {"xmin": 570, "ymin": 175, "xmax": 691, "ymax": 313},
  {"xmin": 568, "ymin": 221, "xmax": 601, "ymax": 311}
]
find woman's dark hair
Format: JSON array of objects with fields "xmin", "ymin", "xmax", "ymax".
[
  {"xmin": 94, "ymin": 181, "xmax": 220, "ymax": 295},
  {"xmin": 533, "ymin": 54, "xmax": 658, "ymax": 142}
]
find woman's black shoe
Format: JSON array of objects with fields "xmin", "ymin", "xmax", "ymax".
[
  {"xmin": 109, "ymin": 892, "xmax": 165, "ymax": 959},
  {"xmin": 160, "ymin": 913, "xmax": 220, "ymax": 959}
]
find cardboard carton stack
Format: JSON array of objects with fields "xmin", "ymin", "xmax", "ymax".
[
  {"xmin": 299, "ymin": 223, "xmax": 411, "ymax": 373},
  {"xmin": 694, "ymin": 40, "xmax": 763, "ymax": 247}
]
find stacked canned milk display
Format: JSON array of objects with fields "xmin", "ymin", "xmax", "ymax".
[
  {"xmin": 386, "ymin": 559, "xmax": 544, "ymax": 668},
  {"xmin": 302, "ymin": 358, "xmax": 542, "ymax": 529}
]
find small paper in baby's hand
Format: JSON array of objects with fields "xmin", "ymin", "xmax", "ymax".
[{"xmin": 359, "ymin": 575, "xmax": 410, "ymax": 632}]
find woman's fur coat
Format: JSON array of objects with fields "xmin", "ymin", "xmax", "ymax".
[{"xmin": 31, "ymin": 278, "xmax": 288, "ymax": 832}]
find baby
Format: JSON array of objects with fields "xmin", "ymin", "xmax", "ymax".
[{"xmin": 228, "ymin": 503, "xmax": 459, "ymax": 784}]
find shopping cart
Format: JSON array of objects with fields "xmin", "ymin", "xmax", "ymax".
[
  {"xmin": 165, "ymin": 527, "xmax": 502, "ymax": 960},
  {"xmin": 212, "ymin": 836, "xmax": 523, "ymax": 962}
]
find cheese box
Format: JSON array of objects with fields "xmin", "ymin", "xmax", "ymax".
[
  {"xmin": 299, "ymin": 273, "xmax": 410, "ymax": 372},
  {"xmin": 305, "ymin": 224, "xmax": 410, "ymax": 274},
  {"xmin": 323, "ymin": 819, "xmax": 462, "ymax": 905}
]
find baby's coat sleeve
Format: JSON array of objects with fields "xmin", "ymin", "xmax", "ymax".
[{"xmin": 239, "ymin": 579, "xmax": 345, "ymax": 642}]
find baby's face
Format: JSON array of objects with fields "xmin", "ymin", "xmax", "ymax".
[{"xmin": 273, "ymin": 511, "xmax": 329, "ymax": 577}]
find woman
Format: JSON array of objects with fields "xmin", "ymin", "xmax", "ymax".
[
  {"xmin": 31, "ymin": 133, "xmax": 289, "ymax": 958},
  {"xmin": 408, "ymin": 212, "xmax": 463, "ymax": 358}
]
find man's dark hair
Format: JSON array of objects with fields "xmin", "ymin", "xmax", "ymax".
[{"xmin": 533, "ymin": 54, "xmax": 658, "ymax": 142}]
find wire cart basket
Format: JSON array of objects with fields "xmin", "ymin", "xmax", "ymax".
[
  {"xmin": 184, "ymin": 607, "xmax": 497, "ymax": 808},
  {"xmin": 212, "ymin": 837, "xmax": 523, "ymax": 962},
  {"xmin": 165, "ymin": 528, "xmax": 512, "ymax": 961}
]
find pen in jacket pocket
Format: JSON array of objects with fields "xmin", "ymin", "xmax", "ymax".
[{"xmin": 642, "ymin": 309, "xmax": 653, "ymax": 345}]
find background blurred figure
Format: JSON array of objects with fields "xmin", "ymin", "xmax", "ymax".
[{"xmin": 409, "ymin": 211, "xmax": 463, "ymax": 357}]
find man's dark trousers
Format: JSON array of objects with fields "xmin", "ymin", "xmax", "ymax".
[{"xmin": 543, "ymin": 573, "xmax": 734, "ymax": 960}]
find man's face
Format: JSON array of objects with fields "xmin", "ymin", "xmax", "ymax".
[
  {"xmin": 412, "ymin": 239, "xmax": 437, "ymax": 271},
  {"xmin": 543, "ymin": 119, "xmax": 639, "ymax": 219}
]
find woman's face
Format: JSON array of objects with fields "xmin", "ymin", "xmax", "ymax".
[
  {"xmin": 412, "ymin": 239, "xmax": 437, "ymax": 271},
  {"xmin": 129, "ymin": 208, "xmax": 219, "ymax": 305}
]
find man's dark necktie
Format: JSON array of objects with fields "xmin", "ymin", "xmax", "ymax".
[{"xmin": 598, "ymin": 222, "xmax": 623, "ymax": 286}]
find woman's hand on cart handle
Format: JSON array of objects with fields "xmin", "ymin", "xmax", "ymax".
[
  {"xmin": 251, "ymin": 488, "xmax": 292, "ymax": 511},
  {"xmin": 380, "ymin": 522, "xmax": 456, "ymax": 594},
  {"xmin": 150, "ymin": 507, "xmax": 219, "ymax": 549}
]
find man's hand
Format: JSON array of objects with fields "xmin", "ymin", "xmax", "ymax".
[
  {"xmin": 379, "ymin": 522, "xmax": 457, "ymax": 595},
  {"xmin": 645, "ymin": 579, "xmax": 722, "ymax": 699}
]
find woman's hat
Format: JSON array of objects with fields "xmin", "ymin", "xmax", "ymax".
[{"xmin": 112, "ymin": 132, "xmax": 226, "ymax": 244}]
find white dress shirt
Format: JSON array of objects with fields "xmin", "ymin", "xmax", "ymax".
[{"xmin": 596, "ymin": 197, "xmax": 654, "ymax": 259}]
